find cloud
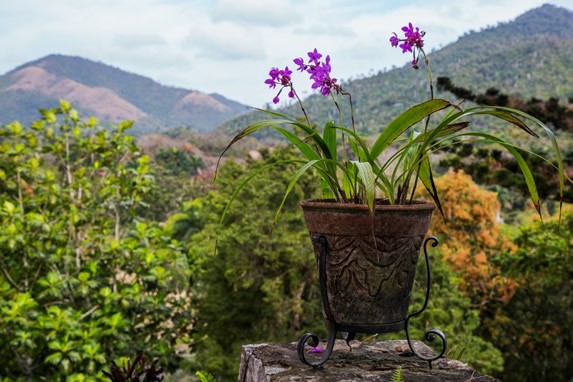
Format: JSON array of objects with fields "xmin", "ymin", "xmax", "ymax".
[
  {"xmin": 113, "ymin": 34, "xmax": 168, "ymax": 50},
  {"xmin": 292, "ymin": 24, "xmax": 355, "ymax": 37},
  {"xmin": 183, "ymin": 22, "xmax": 266, "ymax": 60},
  {"xmin": 212, "ymin": 0, "xmax": 301, "ymax": 27}
]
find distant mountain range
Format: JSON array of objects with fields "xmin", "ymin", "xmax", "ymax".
[
  {"xmin": 219, "ymin": 3, "xmax": 573, "ymax": 136},
  {"xmin": 0, "ymin": 4, "xmax": 571, "ymax": 137},
  {"xmin": 0, "ymin": 55, "xmax": 250, "ymax": 134}
]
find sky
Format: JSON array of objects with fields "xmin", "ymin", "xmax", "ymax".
[{"xmin": 0, "ymin": 0, "xmax": 571, "ymax": 108}]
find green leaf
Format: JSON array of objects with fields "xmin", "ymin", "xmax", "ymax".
[
  {"xmin": 31, "ymin": 120, "xmax": 45, "ymax": 130},
  {"xmin": 60, "ymin": 99, "xmax": 72, "ymax": 112},
  {"xmin": 107, "ymin": 312, "xmax": 124, "ymax": 329},
  {"xmin": 274, "ymin": 127, "xmax": 320, "ymax": 162},
  {"xmin": 78, "ymin": 272, "xmax": 90, "ymax": 283},
  {"xmin": 25, "ymin": 212, "xmax": 45, "ymax": 226},
  {"xmin": 45, "ymin": 351, "xmax": 63, "ymax": 365},
  {"xmin": 99, "ymin": 287, "xmax": 112, "ymax": 298},
  {"xmin": 417, "ymin": 154, "xmax": 444, "ymax": 218},
  {"xmin": 461, "ymin": 132, "xmax": 540, "ymax": 214},
  {"xmin": 342, "ymin": 163, "xmax": 356, "ymax": 199},
  {"xmin": 320, "ymin": 177, "xmax": 335, "ymax": 199},
  {"xmin": 196, "ymin": 371, "xmax": 217, "ymax": 382},
  {"xmin": 352, "ymin": 161, "xmax": 376, "ymax": 211},
  {"xmin": 216, "ymin": 110, "xmax": 333, "ymax": 180},
  {"xmin": 7, "ymin": 121, "xmax": 23, "ymax": 135},
  {"xmin": 273, "ymin": 160, "xmax": 320, "ymax": 224},
  {"xmin": 391, "ymin": 367, "xmax": 404, "ymax": 382},
  {"xmin": 88, "ymin": 116, "xmax": 98, "ymax": 127},
  {"xmin": 42, "ymin": 110, "xmax": 57, "ymax": 124},
  {"xmin": 117, "ymin": 120, "xmax": 134, "ymax": 132},
  {"xmin": 6, "ymin": 223, "xmax": 17, "ymax": 236},
  {"xmin": 68, "ymin": 351, "xmax": 81, "ymax": 362},
  {"xmin": 69, "ymin": 109, "xmax": 79, "ymax": 121},
  {"xmin": 3, "ymin": 201, "xmax": 16, "ymax": 215},
  {"xmin": 323, "ymin": 121, "xmax": 337, "ymax": 159},
  {"xmin": 427, "ymin": 104, "xmax": 564, "ymax": 219},
  {"xmin": 370, "ymin": 98, "xmax": 451, "ymax": 158},
  {"xmin": 472, "ymin": 109, "xmax": 538, "ymax": 137}
]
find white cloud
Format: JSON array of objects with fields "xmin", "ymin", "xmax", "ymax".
[
  {"xmin": 292, "ymin": 24, "xmax": 355, "ymax": 37},
  {"xmin": 212, "ymin": 0, "xmax": 301, "ymax": 27},
  {"xmin": 182, "ymin": 22, "xmax": 266, "ymax": 60},
  {"xmin": 113, "ymin": 34, "xmax": 168, "ymax": 50}
]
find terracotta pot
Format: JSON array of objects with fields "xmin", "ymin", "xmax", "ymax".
[{"xmin": 300, "ymin": 199, "xmax": 434, "ymax": 331}]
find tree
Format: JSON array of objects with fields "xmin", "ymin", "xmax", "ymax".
[
  {"xmin": 155, "ymin": 147, "xmax": 205, "ymax": 176},
  {"xmin": 488, "ymin": 213, "xmax": 573, "ymax": 381},
  {"xmin": 0, "ymin": 101, "xmax": 193, "ymax": 380},
  {"xmin": 183, "ymin": 147, "xmax": 323, "ymax": 380},
  {"xmin": 423, "ymin": 170, "xmax": 516, "ymax": 308}
]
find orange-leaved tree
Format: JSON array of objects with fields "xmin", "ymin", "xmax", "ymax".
[{"xmin": 423, "ymin": 170, "xmax": 516, "ymax": 307}]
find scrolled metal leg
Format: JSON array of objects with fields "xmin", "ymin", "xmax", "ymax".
[
  {"xmin": 405, "ymin": 323, "xmax": 447, "ymax": 369},
  {"xmin": 297, "ymin": 234, "xmax": 338, "ymax": 367},
  {"xmin": 297, "ymin": 320, "xmax": 336, "ymax": 368},
  {"xmin": 404, "ymin": 236, "xmax": 447, "ymax": 369}
]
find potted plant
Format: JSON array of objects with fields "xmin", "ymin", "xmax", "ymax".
[{"xmin": 217, "ymin": 23, "xmax": 565, "ymax": 367}]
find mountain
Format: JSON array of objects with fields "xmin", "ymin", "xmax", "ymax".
[
  {"xmin": 0, "ymin": 54, "xmax": 250, "ymax": 134},
  {"xmin": 219, "ymin": 3, "xmax": 573, "ymax": 136}
]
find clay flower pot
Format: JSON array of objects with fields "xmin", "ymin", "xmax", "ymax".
[{"xmin": 301, "ymin": 199, "xmax": 434, "ymax": 331}]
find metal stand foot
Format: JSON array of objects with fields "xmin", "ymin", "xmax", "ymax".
[
  {"xmin": 297, "ymin": 320, "xmax": 336, "ymax": 368},
  {"xmin": 404, "ymin": 237, "xmax": 447, "ymax": 368}
]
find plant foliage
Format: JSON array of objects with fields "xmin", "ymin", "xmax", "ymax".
[
  {"xmin": 486, "ymin": 213, "xmax": 573, "ymax": 381},
  {"xmin": 103, "ymin": 353, "xmax": 164, "ymax": 382},
  {"xmin": 391, "ymin": 367, "xmax": 404, "ymax": 382},
  {"xmin": 0, "ymin": 101, "xmax": 193, "ymax": 379}
]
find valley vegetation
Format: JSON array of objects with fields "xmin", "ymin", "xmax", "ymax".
[{"xmin": 0, "ymin": 91, "xmax": 571, "ymax": 381}]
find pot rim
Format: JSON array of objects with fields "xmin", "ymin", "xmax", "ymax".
[{"xmin": 300, "ymin": 198, "xmax": 435, "ymax": 212}]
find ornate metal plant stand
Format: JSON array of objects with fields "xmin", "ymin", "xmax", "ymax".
[{"xmin": 297, "ymin": 235, "xmax": 447, "ymax": 369}]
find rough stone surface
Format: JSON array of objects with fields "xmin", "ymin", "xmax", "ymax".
[{"xmin": 238, "ymin": 340, "xmax": 499, "ymax": 381}]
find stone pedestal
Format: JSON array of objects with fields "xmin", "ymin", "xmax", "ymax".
[{"xmin": 238, "ymin": 340, "xmax": 499, "ymax": 381}]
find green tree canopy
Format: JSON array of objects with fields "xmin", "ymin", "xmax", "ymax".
[
  {"xmin": 488, "ymin": 213, "xmax": 573, "ymax": 381},
  {"xmin": 0, "ymin": 101, "xmax": 193, "ymax": 380},
  {"xmin": 181, "ymin": 147, "xmax": 323, "ymax": 380}
]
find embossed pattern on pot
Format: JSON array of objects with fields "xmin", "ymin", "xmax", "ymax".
[{"xmin": 301, "ymin": 199, "xmax": 434, "ymax": 328}]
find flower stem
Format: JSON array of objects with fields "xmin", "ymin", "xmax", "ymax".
[
  {"xmin": 292, "ymin": 87, "xmax": 312, "ymax": 128},
  {"xmin": 408, "ymin": 47, "xmax": 433, "ymax": 203}
]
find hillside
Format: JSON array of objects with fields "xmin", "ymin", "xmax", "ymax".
[
  {"xmin": 0, "ymin": 55, "xmax": 249, "ymax": 134},
  {"xmin": 219, "ymin": 3, "xmax": 573, "ymax": 136}
]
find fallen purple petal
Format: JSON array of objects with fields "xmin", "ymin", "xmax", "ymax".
[{"xmin": 308, "ymin": 346, "xmax": 324, "ymax": 353}]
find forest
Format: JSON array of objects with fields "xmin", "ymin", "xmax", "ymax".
[{"xmin": 0, "ymin": 89, "xmax": 571, "ymax": 382}]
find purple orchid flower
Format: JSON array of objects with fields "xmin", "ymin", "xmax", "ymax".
[{"xmin": 390, "ymin": 22, "xmax": 426, "ymax": 69}]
